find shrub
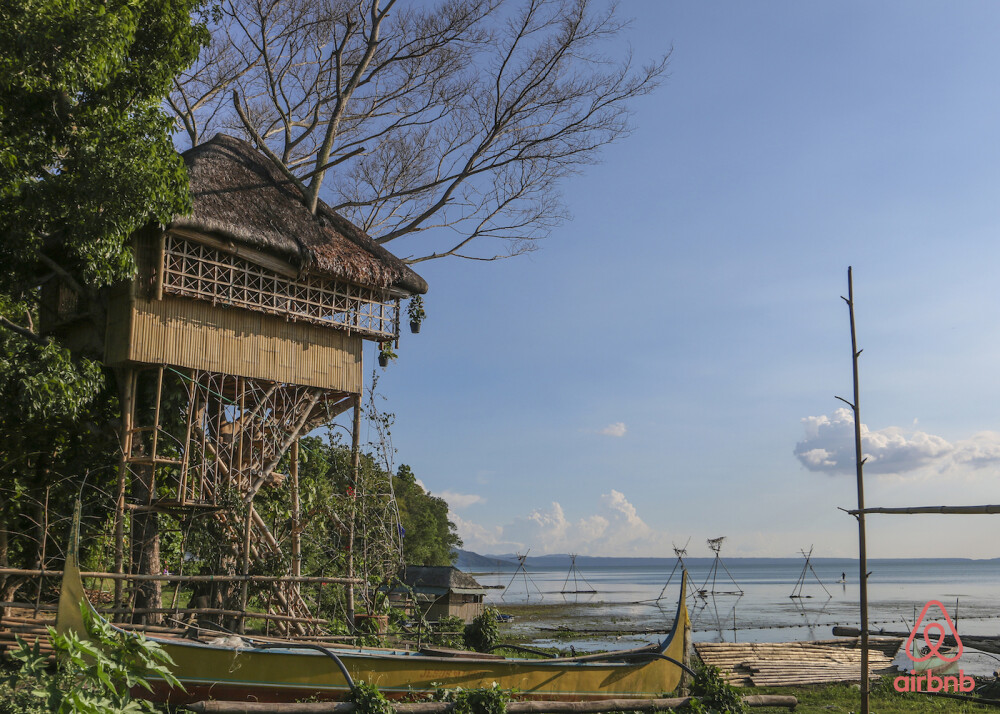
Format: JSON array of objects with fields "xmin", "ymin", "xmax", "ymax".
[
  {"xmin": 350, "ymin": 681, "xmax": 393, "ymax": 714},
  {"xmin": 464, "ymin": 607, "xmax": 501, "ymax": 653},
  {"xmin": 680, "ymin": 662, "xmax": 747, "ymax": 714},
  {"xmin": 435, "ymin": 682, "xmax": 512, "ymax": 714},
  {"xmin": 0, "ymin": 603, "xmax": 182, "ymax": 713}
]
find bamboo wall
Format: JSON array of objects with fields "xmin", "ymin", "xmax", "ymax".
[
  {"xmin": 105, "ymin": 294, "xmax": 362, "ymax": 392},
  {"xmin": 425, "ymin": 594, "xmax": 485, "ymax": 624}
]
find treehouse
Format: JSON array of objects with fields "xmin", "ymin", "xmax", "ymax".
[{"xmin": 41, "ymin": 134, "xmax": 427, "ymax": 628}]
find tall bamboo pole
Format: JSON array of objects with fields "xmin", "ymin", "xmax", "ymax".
[
  {"xmin": 290, "ymin": 439, "xmax": 301, "ymax": 606},
  {"xmin": 347, "ymin": 393, "xmax": 361, "ymax": 628},
  {"xmin": 839, "ymin": 266, "xmax": 869, "ymax": 714},
  {"xmin": 113, "ymin": 368, "xmax": 136, "ymax": 607}
]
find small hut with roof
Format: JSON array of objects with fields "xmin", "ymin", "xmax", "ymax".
[
  {"xmin": 394, "ymin": 566, "xmax": 487, "ymax": 624},
  {"xmin": 43, "ymin": 134, "xmax": 427, "ymax": 630}
]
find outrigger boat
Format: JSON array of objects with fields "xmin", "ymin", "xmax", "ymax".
[{"xmin": 56, "ymin": 514, "xmax": 691, "ymax": 704}]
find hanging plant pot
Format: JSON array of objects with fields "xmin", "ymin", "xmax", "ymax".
[
  {"xmin": 410, "ymin": 320, "xmax": 421, "ymax": 334},
  {"xmin": 378, "ymin": 353, "xmax": 389, "ymax": 367}
]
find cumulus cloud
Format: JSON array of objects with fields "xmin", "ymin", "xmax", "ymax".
[
  {"xmin": 600, "ymin": 422, "xmax": 627, "ymax": 437},
  {"xmin": 454, "ymin": 490, "xmax": 661, "ymax": 556},
  {"xmin": 450, "ymin": 512, "xmax": 514, "ymax": 552},
  {"xmin": 439, "ymin": 490, "xmax": 485, "ymax": 509},
  {"xmin": 795, "ymin": 408, "xmax": 1000, "ymax": 476}
]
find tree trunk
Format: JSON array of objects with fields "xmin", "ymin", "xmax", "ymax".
[
  {"xmin": 124, "ymin": 368, "xmax": 163, "ymax": 624},
  {"xmin": 130, "ymin": 463, "xmax": 162, "ymax": 624}
]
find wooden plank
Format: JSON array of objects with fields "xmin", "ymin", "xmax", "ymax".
[
  {"xmin": 694, "ymin": 641, "xmax": 896, "ymax": 687},
  {"xmin": 187, "ymin": 696, "xmax": 799, "ymax": 714}
]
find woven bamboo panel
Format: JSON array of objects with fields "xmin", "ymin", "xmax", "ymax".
[{"xmin": 105, "ymin": 296, "xmax": 362, "ymax": 392}]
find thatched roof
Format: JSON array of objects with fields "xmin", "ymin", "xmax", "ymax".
[
  {"xmin": 401, "ymin": 566, "xmax": 486, "ymax": 595},
  {"xmin": 171, "ymin": 134, "xmax": 427, "ymax": 294}
]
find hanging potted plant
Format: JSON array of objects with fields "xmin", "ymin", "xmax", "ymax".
[
  {"xmin": 378, "ymin": 341, "xmax": 397, "ymax": 367},
  {"xmin": 407, "ymin": 295, "xmax": 425, "ymax": 334}
]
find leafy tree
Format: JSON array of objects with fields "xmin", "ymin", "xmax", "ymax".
[
  {"xmin": 0, "ymin": 0, "xmax": 208, "ymax": 577},
  {"xmin": 1, "ymin": 0, "xmax": 208, "ymax": 305},
  {"xmin": 394, "ymin": 464, "xmax": 462, "ymax": 566}
]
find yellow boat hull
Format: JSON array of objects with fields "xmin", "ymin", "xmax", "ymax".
[
  {"xmin": 57, "ymin": 509, "xmax": 689, "ymax": 705},
  {"xmin": 144, "ymin": 622, "xmax": 688, "ymax": 704}
]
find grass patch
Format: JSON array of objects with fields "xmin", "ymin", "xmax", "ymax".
[{"xmin": 744, "ymin": 680, "xmax": 992, "ymax": 712}]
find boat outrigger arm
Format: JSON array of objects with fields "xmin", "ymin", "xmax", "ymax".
[{"xmin": 56, "ymin": 504, "xmax": 693, "ymax": 704}]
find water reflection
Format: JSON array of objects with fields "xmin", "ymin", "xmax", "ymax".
[
  {"xmin": 791, "ymin": 595, "xmax": 833, "ymax": 640},
  {"xmin": 700, "ymin": 592, "xmax": 743, "ymax": 643}
]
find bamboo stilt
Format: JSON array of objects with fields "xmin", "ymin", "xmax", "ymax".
[
  {"xmin": 347, "ymin": 393, "xmax": 361, "ymax": 628},
  {"xmin": 291, "ymin": 439, "xmax": 301, "ymax": 599},
  {"xmin": 114, "ymin": 368, "xmax": 136, "ymax": 607}
]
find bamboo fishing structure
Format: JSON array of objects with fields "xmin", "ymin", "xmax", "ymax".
[
  {"xmin": 789, "ymin": 546, "xmax": 831, "ymax": 599},
  {"xmin": 501, "ymin": 552, "xmax": 545, "ymax": 601},
  {"xmin": 559, "ymin": 554, "xmax": 597, "ymax": 594},
  {"xmin": 699, "ymin": 537, "xmax": 743, "ymax": 596}
]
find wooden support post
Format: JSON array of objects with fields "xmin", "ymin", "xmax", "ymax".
[
  {"xmin": 841, "ymin": 267, "xmax": 870, "ymax": 714},
  {"xmin": 155, "ymin": 232, "xmax": 166, "ymax": 300},
  {"xmin": 131, "ymin": 367, "xmax": 164, "ymax": 624},
  {"xmin": 114, "ymin": 368, "xmax": 135, "ymax": 607},
  {"xmin": 238, "ymin": 504, "xmax": 253, "ymax": 634},
  {"xmin": 291, "ymin": 440, "xmax": 301, "ymax": 587},
  {"xmin": 178, "ymin": 371, "xmax": 196, "ymax": 505},
  {"xmin": 237, "ymin": 377, "xmax": 246, "ymax": 492},
  {"xmin": 346, "ymin": 393, "xmax": 362, "ymax": 629},
  {"xmin": 151, "ymin": 365, "xmax": 163, "ymax": 471}
]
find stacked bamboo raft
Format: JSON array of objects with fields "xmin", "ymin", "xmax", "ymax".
[
  {"xmin": 0, "ymin": 609, "xmax": 56, "ymax": 659},
  {"xmin": 694, "ymin": 637, "xmax": 902, "ymax": 687}
]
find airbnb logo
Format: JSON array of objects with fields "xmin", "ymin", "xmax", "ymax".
[
  {"xmin": 905, "ymin": 600, "xmax": 962, "ymax": 664},
  {"xmin": 893, "ymin": 599, "xmax": 970, "ymax": 694}
]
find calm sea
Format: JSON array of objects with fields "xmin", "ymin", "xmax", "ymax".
[{"xmin": 471, "ymin": 559, "xmax": 1000, "ymax": 673}]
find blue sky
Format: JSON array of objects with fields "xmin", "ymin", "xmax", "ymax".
[{"xmin": 353, "ymin": 2, "xmax": 1000, "ymax": 559}]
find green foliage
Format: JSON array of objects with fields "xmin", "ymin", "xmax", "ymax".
[
  {"xmin": 425, "ymin": 615, "xmax": 465, "ymax": 649},
  {"xmin": 407, "ymin": 296, "xmax": 425, "ymax": 323},
  {"xmin": 0, "ymin": 307, "xmax": 119, "ymax": 577},
  {"xmin": 680, "ymin": 662, "xmax": 746, "ymax": 714},
  {"xmin": 0, "ymin": 0, "xmax": 207, "ymax": 577},
  {"xmin": 0, "ymin": 604, "xmax": 183, "ymax": 713},
  {"xmin": 464, "ymin": 607, "xmax": 501, "ymax": 653},
  {"xmin": 394, "ymin": 465, "xmax": 462, "ymax": 566},
  {"xmin": 378, "ymin": 342, "xmax": 398, "ymax": 361},
  {"xmin": 0, "ymin": 0, "xmax": 208, "ymax": 294},
  {"xmin": 349, "ymin": 681, "xmax": 394, "ymax": 714},
  {"xmin": 434, "ymin": 682, "xmax": 512, "ymax": 714}
]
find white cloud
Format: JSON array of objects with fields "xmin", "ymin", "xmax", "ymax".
[
  {"xmin": 450, "ymin": 512, "xmax": 513, "ymax": 552},
  {"xmin": 601, "ymin": 422, "xmax": 627, "ymax": 437},
  {"xmin": 795, "ymin": 408, "xmax": 1000, "ymax": 476},
  {"xmin": 455, "ymin": 490, "xmax": 661, "ymax": 556},
  {"xmin": 439, "ymin": 490, "xmax": 486, "ymax": 509}
]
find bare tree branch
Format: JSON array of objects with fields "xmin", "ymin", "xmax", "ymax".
[{"xmin": 165, "ymin": 0, "xmax": 666, "ymax": 263}]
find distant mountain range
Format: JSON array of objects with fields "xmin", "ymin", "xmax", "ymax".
[{"xmin": 452, "ymin": 548, "xmax": 998, "ymax": 571}]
